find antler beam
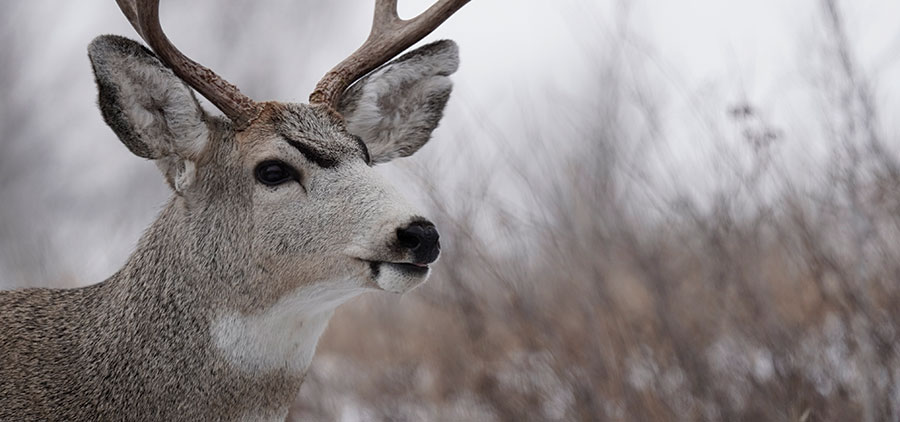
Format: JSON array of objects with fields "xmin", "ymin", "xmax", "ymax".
[
  {"xmin": 116, "ymin": 0, "xmax": 261, "ymax": 129},
  {"xmin": 309, "ymin": 0, "xmax": 470, "ymax": 109}
]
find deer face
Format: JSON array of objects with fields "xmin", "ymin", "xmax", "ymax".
[
  {"xmin": 238, "ymin": 102, "xmax": 442, "ymax": 294},
  {"xmin": 88, "ymin": 35, "xmax": 457, "ymax": 295}
]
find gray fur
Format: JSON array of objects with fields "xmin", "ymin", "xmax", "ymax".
[
  {"xmin": 0, "ymin": 35, "xmax": 457, "ymax": 421},
  {"xmin": 89, "ymin": 35, "xmax": 210, "ymax": 191}
]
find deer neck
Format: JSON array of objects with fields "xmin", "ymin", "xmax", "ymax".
[{"xmin": 92, "ymin": 195, "xmax": 345, "ymax": 416}]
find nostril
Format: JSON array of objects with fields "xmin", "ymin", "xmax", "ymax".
[
  {"xmin": 397, "ymin": 221, "xmax": 440, "ymax": 265},
  {"xmin": 397, "ymin": 226, "xmax": 423, "ymax": 250}
]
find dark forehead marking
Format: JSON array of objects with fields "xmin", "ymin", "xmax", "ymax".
[
  {"xmin": 282, "ymin": 136, "xmax": 337, "ymax": 168},
  {"xmin": 271, "ymin": 103, "xmax": 370, "ymax": 166}
]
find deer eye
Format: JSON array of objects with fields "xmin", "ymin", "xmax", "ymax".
[{"xmin": 255, "ymin": 160, "xmax": 298, "ymax": 186}]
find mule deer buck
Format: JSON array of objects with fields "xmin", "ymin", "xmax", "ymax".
[{"xmin": 0, "ymin": 0, "xmax": 468, "ymax": 419}]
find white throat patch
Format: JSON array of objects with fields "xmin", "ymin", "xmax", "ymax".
[{"xmin": 210, "ymin": 281, "xmax": 364, "ymax": 374}]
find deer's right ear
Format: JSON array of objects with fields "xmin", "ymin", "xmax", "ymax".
[{"xmin": 88, "ymin": 35, "xmax": 209, "ymax": 162}]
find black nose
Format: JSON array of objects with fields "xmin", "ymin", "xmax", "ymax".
[{"xmin": 396, "ymin": 221, "xmax": 440, "ymax": 265}]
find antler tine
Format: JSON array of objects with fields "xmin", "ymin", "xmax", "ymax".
[
  {"xmin": 309, "ymin": 0, "xmax": 470, "ymax": 109},
  {"xmin": 115, "ymin": 0, "xmax": 261, "ymax": 130}
]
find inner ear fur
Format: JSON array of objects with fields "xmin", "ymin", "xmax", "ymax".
[
  {"xmin": 88, "ymin": 35, "xmax": 209, "ymax": 162},
  {"xmin": 338, "ymin": 39, "xmax": 459, "ymax": 164}
]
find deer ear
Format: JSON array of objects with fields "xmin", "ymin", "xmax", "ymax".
[
  {"xmin": 338, "ymin": 40, "xmax": 458, "ymax": 164},
  {"xmin": 88, "ymin": 35, "xmax": 209, "ymax": 164}
]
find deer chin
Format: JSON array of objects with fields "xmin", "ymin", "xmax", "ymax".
[{"xmin": 369, "ymin": 261, "xmax": 431, "ymax": 293}]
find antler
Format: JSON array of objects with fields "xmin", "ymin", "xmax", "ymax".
[
  {"xmin": 309, "ymin": 0, "xmax": 470, "ymax": 109},
  {"xmin": 116, "ymin": 0, "xmax": 262, "ymax": 129}
]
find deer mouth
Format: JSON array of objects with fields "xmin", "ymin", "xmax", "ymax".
[
  {"xmin": 368, "ymin": 261, "xmax": 430, "ymax": 276},
  {"xmin": 387, "ymin": 262, "xmax": 430, "ymax": 274},
  {"xmin": 365, "ymin": 260, "xmax": 431, "ymax": 293}
]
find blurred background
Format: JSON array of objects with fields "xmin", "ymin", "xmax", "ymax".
[{"xmin": 3, "ymin": 0, "xmax": 900, "ymax": 420}]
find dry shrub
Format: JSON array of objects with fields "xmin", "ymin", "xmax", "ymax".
[{"xmin": 289, "ymin": 2, "xmax": 900, "ymax": 421}]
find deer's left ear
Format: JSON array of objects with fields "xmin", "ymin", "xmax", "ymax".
[{"xmin": 338, "ymin": 40, "xmax": 458, "ymax": 164}]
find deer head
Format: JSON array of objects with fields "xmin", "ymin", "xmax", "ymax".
[
  {"xmin": 89, "ymin": 0, "xmax": 466, "ymax": 303},
  {"xmin": 0, "ymin": 2, "xmax": 470, "ymax": 419}
]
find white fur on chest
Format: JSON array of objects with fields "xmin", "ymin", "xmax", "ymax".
[{"xmin": 210, "ymin": 282, "xmax": 363, "ymax": 373}]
